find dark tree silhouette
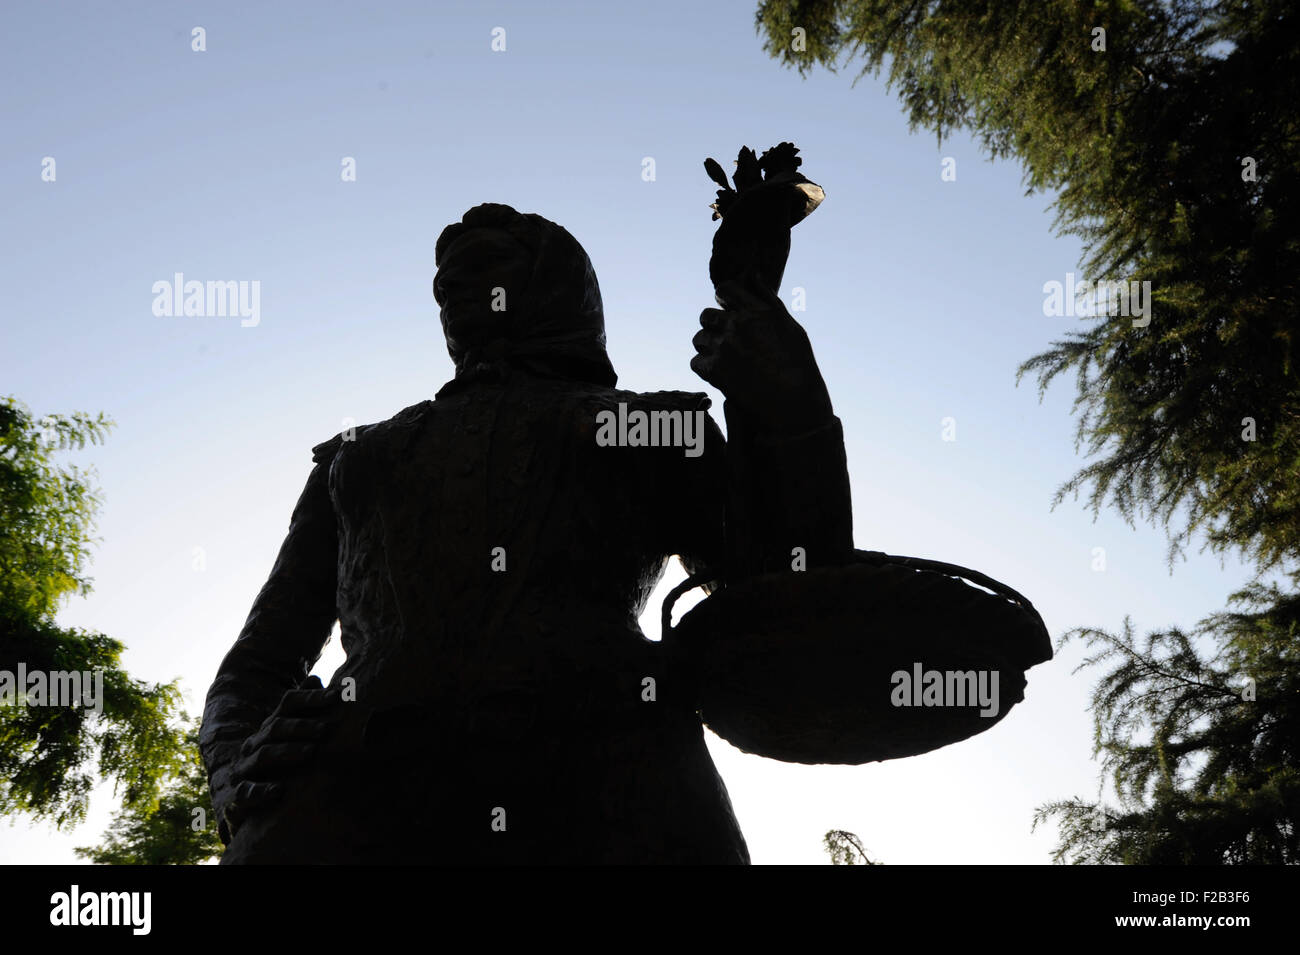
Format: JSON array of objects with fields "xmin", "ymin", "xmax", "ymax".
[{"xmin": 754, "ymin": 0, "xmax": 1300, "ymax": 862}]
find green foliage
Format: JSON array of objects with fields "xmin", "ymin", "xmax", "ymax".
[
  {"xmin": 756, "ymin": 0, "xmax": 1300, "ymax": 571},
  {"xmin": 824, "ymin": 828, "xmax": 879, "ymax": 864},
  {"xmin": 75, "ymin": 721, "xmax": 223, "ymax": 865},
  {"xmin": 756, "ymin": 0, "xmax": 1300, "ymax": 864},
  {"xmin": 1034, "ymin": 576, "xmax": 1300, "ymax": 863},
  {"xmin": 0, "ymin": 396, "xmax": 187, "ymax": 829},
  {"xmin": 0, "ymin": 398, "xmax": 112, "ymax": 617}
]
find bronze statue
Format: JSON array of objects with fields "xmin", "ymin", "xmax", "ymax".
[{"xmin": 200, "ymin": 144, "xmax": 1050, "ymax": 864}]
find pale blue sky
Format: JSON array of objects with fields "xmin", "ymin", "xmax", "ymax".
[{"xmin": 1, "ymin": 0, "xmax": 1262, "ymax": 864}]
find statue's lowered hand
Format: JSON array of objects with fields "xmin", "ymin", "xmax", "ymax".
[
  {"xmin": 691, "ymin": 270, "xmax": 833, "ymax": 433},
  {"xmin": 218, "ymin": 676, "xmax": 339, "ymax": 841}
]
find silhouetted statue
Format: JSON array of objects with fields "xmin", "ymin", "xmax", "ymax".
[{"xmin": 201, "ymin": 144, "xmax": 1050, "ymax": 864}]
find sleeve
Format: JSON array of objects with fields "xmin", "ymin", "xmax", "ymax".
[
  {"xmin": 670, "ymin": 395, "xmax": 854, "ymax": 584},
  {"xmin": 198, "ymin": 438, "xmax": 341, "ymax": 838},
  {"xmin": 720, "ymin": 399, "xmax": 854, "ymax": 578}
]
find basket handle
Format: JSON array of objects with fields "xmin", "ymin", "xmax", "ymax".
[
  {"xmin": 850, "ymin": 550, "xmax": 1041, "ymax": 614},
  {"xmin": 661, "ymin": 572, "xmax": 718, "ymax": 643},
  {"xmin": 659, "ymin": 549, "xmax": 1042, "ymax": 641}
]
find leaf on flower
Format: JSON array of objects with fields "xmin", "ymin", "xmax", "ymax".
[
  {"xmin": 704, "ymin": 157, "xmax": 732, "ymax": 191},
  {"xmin": 733, "ymin": 147, "xmax": 762, "ymax": 192}
]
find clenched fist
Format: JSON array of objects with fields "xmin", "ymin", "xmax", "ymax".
[
  {"xmin": 214, "ymin": 676, "xmax": 339, "ymax": 843},
  {"xmin": 691, "ymin": 270, "xmax": 833, "ymax": 435}
]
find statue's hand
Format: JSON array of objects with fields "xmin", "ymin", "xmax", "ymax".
[
  {"xmin": 708, "ymin": 183, "xmax": 794, "ymax": 294},
  {"xmin": 218, "ymin": 676, "xmax": 338, "ymax": 841},
  {"xmin": 691, "ymin": 270, "xmax": 833, "ymax": 433}
]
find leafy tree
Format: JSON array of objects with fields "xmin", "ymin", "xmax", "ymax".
[
  {"xmin": 824, "ymin": 829, "xmax": 880, "ymax": 864},
  {"xmin": 0, "ymin": 396, "xmax": 187, "ymax": 829},
  {"xmin": 756, "ymin": 0, "xmax": 1300, "ymax": 571},
  {"xmin": 76, "ymin": 721, "xmax": 223, "ymax": 865},
  {"xmin": 755, "ymin": 1, "xmax": 1300, "ymax": 862},
  {"xmin": 1034, "ymin": 575, "xmax": 1300, "ymax": 864}
]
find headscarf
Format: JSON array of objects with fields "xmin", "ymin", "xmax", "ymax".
[{"xmin": 434, "ymin": 203, "xmax": 617, "ymax": 389}]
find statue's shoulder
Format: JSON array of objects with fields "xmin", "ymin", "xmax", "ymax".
[
  {"xmin": 597, "ymin": 387, "xmax": 713, "ymax": 413},
  {"xmin": 310, "ymin": 400, "xmax": 435, "ymax": 464}
]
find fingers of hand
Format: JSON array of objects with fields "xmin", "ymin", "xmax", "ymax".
[
  {"xmin": 689, "ymin": 352, "xmax": 718, "ymax": 385},
  {"xmin": 235, "ymin": 741, "xmax": 319, "ymax": 781},
  {"xmin": 274, "ymin": 685, "xmax": 337, "ymax": 716},
  {"xmin": 240, "ymin": 716, "xmax": 331, "ymax": 756},
  {"xmin": 693, "ymin": 309, "xmax": 736, "ymax": 385},
  {"xmin": 691, "ymin": 326, "xmax": 720, "ymax": 355},
  {"xmin": 231, "ymin": 779, "xmax": 282, "ymax": 808},
  {"xmin": 224, "ymin": 780, "xmax": 283, "ymax": 830},
  {"xmin": 699, "ymin": 307, "xmax": 728, "ymax": 331}
]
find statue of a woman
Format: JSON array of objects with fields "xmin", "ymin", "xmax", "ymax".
[{"xmin": 200, "ymin": 199, "xmax": 854, "ymax": 863}]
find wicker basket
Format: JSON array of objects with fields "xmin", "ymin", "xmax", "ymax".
[{"xmin": 662, "ymin": 549, "xmax": 1052, "ymax": 764}]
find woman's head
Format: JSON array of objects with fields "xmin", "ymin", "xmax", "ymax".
[{"xmin": 434, "ymin": 203, "xmax": 616, "ymax": 387}]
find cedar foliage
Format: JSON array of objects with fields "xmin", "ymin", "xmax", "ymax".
[{"xmin": 756, "ymin": 0, "xmax": 1300, "ymax": 862}]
